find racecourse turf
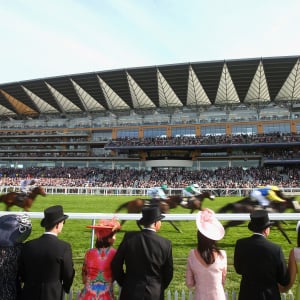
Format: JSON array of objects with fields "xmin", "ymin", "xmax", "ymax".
[{"xmin": 2, "ymin": 194, "xmax": 299, "ymax": 297}]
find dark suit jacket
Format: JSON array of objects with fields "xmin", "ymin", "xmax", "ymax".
[
  {"xmin": 234, "ymin": 234, "xmax": 290, "ymax": 300},
  {"xmin": 20, "ymin": 234, "xmax": 75, "ymax": 300},
  {"xmin": 111, "ymin": 229, "xmax": 173, "ymax": 300}
]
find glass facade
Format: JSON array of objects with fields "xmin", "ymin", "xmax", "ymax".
[
  {"xmin": 200, "ymin": 126, "xmax": 226, "ymax": 136},
  {"xmin": 262, "ymin": 123, "xmax": 290, "ymax": 133},
  {"xmin": 144, "ymin": 127, "xmax": 167, "ymax": 138},
  {"xmin": 171, "ymin": 127, "xmax": 196, "ymax": 137},
  {"xmin": 116, "ymin": 129, "xmax": 139, "ymax": 138},
  {"xmin": 231, "ymin": 124, "xmax": 258, "ymax": 135}
]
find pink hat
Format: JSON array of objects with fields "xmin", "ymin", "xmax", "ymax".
[
  {"xmin": 196, "ymin": 208, "xmax": 225, "ymax": 241},
  {"xmin": 87, "ymin": 218, "xmax": 121, "ymax": 239}
]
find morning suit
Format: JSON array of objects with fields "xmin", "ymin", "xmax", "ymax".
[
  {"xmin": 234, "ymin": 234, "xmax": 289, "ymax": 300},
  {"xmin": 20, "ymin": 234, "xmax": 75, "ymax": 300},
  {"xmin": 111, "ymin": 229, "xmax": 173, "ymax": 300}
]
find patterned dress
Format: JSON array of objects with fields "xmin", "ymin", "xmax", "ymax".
[
  {"xmin": 0, "ymin": 245, "xmax": 23, "ymax": 300},
  {"xmin": 79, "ymin": 247, "xmax": 117, "ymax": 300}
]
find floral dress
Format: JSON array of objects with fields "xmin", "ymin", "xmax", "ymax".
[
  {"xmin": 0, "ymin": 245, "xmax": 22, "ymax": 300},
  {"xmin": 79, "ymin": 247, "xmax": 117, "ymax": 300}
]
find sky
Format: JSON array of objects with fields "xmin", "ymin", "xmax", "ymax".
[{"xmin": 1, "ymin": 0, "xmax": 300, "ymax": 84}]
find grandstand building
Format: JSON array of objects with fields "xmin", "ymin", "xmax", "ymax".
[{"xmin": 0, "ymin": 55, "xmax": 299, "ymax": 170}]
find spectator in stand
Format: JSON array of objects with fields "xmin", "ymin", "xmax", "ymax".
[
  {"xmin": 0, "ymin": 214, "xmax": 32, "ymax": 300},
  {"xmin": 79, "ymin": 218, "xmax": 121, "ymax": 300},
  {"xmin": 186, "ymin": 208, "xmax": 227, "ymax": 300}
]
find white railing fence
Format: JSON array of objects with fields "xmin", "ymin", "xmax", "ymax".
[
  {"xmin": 65, "ymin": 288, "xmax": 295, "ymax": 300},
  {"xmin": 2, "ymin": 185, "xmax": 300, "ymax": 197}
]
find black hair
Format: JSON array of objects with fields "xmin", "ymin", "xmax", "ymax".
[
  {"xmin": 196, "ymin": 230, "xmax": 222, "ymax": 265},
  {"xmin": 297, "ymin": 226, "xmax": 300, "ymax": 247}
]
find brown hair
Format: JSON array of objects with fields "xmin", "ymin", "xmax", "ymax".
[{"xmin": 196, "ymin": 230, "xmax": 222, "ymax": 265}]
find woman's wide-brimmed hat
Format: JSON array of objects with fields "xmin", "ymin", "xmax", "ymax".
[
  {"xmin": 139, "ymin": 206, "xmax": 165, "ymax": 226},
  {"xmin": 0, "ymin": 214, "xmax": 32, "ymax": 246},
  {"xmin": 248, "ymin": 210, "xmax": 274, "ymax": 232},
  {"xmin": 196, "ymin": 208, "xmax": 225, "ymax": 241},
  {"xmin": 41, "ymin": 205, "xmax": 68, "ymax": 228},
  {"xmin": 87, "ymin": 218, "xmax": 121, "ymax": 239}
]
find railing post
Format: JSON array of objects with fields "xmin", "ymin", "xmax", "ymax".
[
  {"xmin": 166, "ymin": 289, "xmax": 171, "ymax": 300},
  {"xmin": 174, "ymin": 290, "xmax": 179, "ymax": 300}
]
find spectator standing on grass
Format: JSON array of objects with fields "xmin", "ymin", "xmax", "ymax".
[
  {"xmin": 279, "ymin": 221, "xmax": 300, "ymax": 299},
  {"xmin": 20, "ymin": 205, "xmax": 75, "ymax": 300},
  {"xmin": 111, "ymin": 205, "xmax": 173, "ymax": 300},
  {"xmin": 0, "ymin": 214, "xmax": 32, "ymax": 300},
  {"xmin": 185, "ymin": 208, "xmax": 227, "ymax": 300},
  {"xmin": 234, "ymin": 210, "xmax": 290, "ymax": 300},
  {"xmin": 78, "ymin": 218, "xmax": 121, "ymax": 300}
]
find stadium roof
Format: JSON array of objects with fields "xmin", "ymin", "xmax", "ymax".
[{"xmin": 0, "ymin": 55, "xmax": 299, "ymax": 119}]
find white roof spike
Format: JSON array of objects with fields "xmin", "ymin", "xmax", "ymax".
[
  {"xmin": 22, "ymin": 85, "xmax": 58, "ymax": 114},
  {"xmin": 275, "ymin": 58, "xmax": 300, "ymax": 101},
  {"xmin": 126, "ymin": 72, "xmax": 156, "ymax": 109},
  {"xmin": 157, "ymin": 69, "xmax": 183, "ymax": 107},
  {"xmin": 71, "ymin": 79, "xmax": 105, "ymax": 111},
  {"xmin": 215, "ymin": 63, "xmax": 240, "ymax": 104},
  {"xmin": 244, "ymin": 61, "xmax": 270, "ymax": 103},
  {"xmin": 187, "ymin": 65, "xmax": 211, "ymax": 106},
  {"xmin": 45, "ymin": 82, "xmax": 81, "ymax": 113},
  {"xmin": 97, "ymin": 76, "xmax": 130, "ymax": 110}
]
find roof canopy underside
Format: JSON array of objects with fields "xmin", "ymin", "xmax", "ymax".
[{"xmin": 0, "ymin": 56, "xmax": 299, "ymax": 118}]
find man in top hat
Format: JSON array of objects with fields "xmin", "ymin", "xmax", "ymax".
[
  {"xmin": 111, "ymin": 205, "xmax": 173, "ymax": 300},
  {"xmin": 234, "ymin": 210, "xmax": 290, "ymax": 300},
  {"xmin": 20, "ymin": 205, "xmax": 75, "ymax": 300}
]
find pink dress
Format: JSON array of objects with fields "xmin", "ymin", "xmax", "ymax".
[
  {"xmin": 186, "ymin": 249, "xmax": 227, "ymax": 300},
  {"xmin": 78, "ymin": 247, "xmax": 117, "ymax": 300}
]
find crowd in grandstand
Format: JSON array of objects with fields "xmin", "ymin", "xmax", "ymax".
[
  {"xmin": 0, "ymin": 166, "xmax": 299, "ymax": 189},
  {"xmin": 106, "ymin": 132, "xmax": 300, "ymax": 147}
]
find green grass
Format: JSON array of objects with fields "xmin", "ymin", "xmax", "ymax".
[{"xmin": 3, "ymin": 194, "xmax": 298, "ymax": 297}]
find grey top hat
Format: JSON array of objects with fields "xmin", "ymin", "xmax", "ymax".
[
  {"xmin": 41, "ymin": 205, "xmax": 68, "ymax": 228},
  {"xmin": 139, "ymin": 206, "xmax": 165, "ymax": 226},
  {"xmin": 248, "ymin": 210, "xmax": 274, "ymax": 232}
]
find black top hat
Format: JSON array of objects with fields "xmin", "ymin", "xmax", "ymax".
[
  {"xmin": 248, "ymin": 210, "xmax": 274, "ymax": 232},
  {"xmin": 41, "ymin": 205, "xmax": 68, "ymax": 228},
  {"xmin": 139, "ymin": 206, "xmax": 165, "ymax": 226}
]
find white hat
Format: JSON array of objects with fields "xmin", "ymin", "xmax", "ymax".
[{"xmin": 196, "ymin": 208, "xmax": 225, "ymax": 241}]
